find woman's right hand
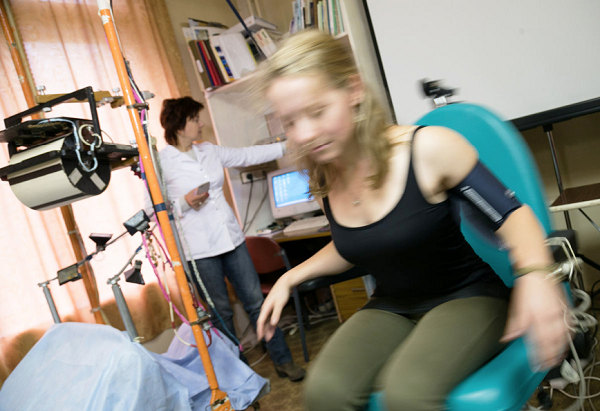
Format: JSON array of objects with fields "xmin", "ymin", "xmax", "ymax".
[
  {"xmin": 184, "ymin": 188, "xmax": 209, "ymax": 211},
  {"xmin": 257, "ymin": 274, "xmax": 293, "ymax": 342}
]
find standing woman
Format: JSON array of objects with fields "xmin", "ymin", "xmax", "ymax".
[
  {"xmin": 256, "ymin": 30, "xmax": 568, "ymax": 410},
  {"xmin": 154, "ymin": 97, "xmax": 305, "ymax": 381}
]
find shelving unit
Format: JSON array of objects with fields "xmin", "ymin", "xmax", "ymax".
[{"xmin": 192, "ymin": 0, "xmax": 392, "ymax": 235}]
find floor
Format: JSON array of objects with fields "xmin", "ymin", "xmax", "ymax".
[
  {"xmin": 244, "ymin": 314, "xmax": 340, "ymax": 411},
  {"xmin": 145, "ymin": 298, "xmax": 600, "ymax": 411},
  {"xmin": 243, "ymin": 308, "xmax": 600, "ymax": 411}
]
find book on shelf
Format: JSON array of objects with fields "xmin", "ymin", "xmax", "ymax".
[
  {"xmin": 252, "ymin": 28, "xmax": 278, "ymax": 59},
  {"xmin": 188, "ymin": 39, "xmax": 224, "ymax": 89},
  {"xmin": 291, "ymin": 0, "xmax": 303, "ymax": 34},
  {"xmin": 188, "ymin": 18, "xmax": 227, "ymax": 29},
  {"xmin": 182, "ymin": 24, "xmax": 226, "ymax": 41},
  {"xmin": 187, "ymin": 39, "xmax": 212, "ymax": 90},
  {"xmin": 184, "ymin": 25, "xmax": 229, "ymax": 90},
  {"xmin": 317, "ymin": 1, "xmax": 324, "ymax": 31},
  {"xmin": 292, "ymin": 0, "xmax": 345, "ymax": 35},
  {"xmin": 199, "ymin": 40, "xmax": 224, "ymax": 87},
  {"xmin": 183, "ymin": 18, "xmax": 280, "ymax": 90},
  {"xmin": 217, "ymin": 32, "xmax": 257, "ymax": 80},
  {"xmin": 209, "ymin": 36, "xmax": 234, "ymax": 83},
  {"xmin": 223, "ymin": 15, "xmax": 278, "ymax": 35}
]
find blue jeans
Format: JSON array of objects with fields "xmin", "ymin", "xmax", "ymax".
[{"xmin": 190, "ymin": 242, "xmax": 292, "ymax": 366}]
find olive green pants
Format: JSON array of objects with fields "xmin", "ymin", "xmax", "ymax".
[{"xmin": 303, "ymin": 296, "xmax": 508, "ymax": 411}]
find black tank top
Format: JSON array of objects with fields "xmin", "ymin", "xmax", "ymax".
[{"xmin": 322, "ymin": 127, "xmax": 510, "ymax": 314}]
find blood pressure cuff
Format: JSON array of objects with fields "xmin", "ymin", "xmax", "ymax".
[{"xmin": 448, "ymin": 161, "xmax": 522, "ymax": 235}]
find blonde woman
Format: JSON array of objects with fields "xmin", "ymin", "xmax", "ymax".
[{"xmin": 256, "ymin": 30, "xmax": 568, "ymax": 410}]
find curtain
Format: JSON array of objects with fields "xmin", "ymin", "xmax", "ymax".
[{"xmin": 0, "ymin": 0, "xmax": 191, "ymax": 386}]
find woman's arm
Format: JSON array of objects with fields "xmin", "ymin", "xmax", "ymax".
[
  {"xmin": 496, "ymin": 206, "xmax": 569, "ymax": 370},
  {"xmin": 422, "ymin": 126, "xmax": 568, "ymax": 370},
  {"xmin": 257, "ymin": 241, "xmax": 354, "ymax": 341},
  {"xmin": 212, "ymin": 141, "xmax": 285, "ymax": 168}
]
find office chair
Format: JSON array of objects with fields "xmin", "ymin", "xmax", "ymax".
[
  {"xmin": 245, "ymin": 236, "xmax": 368, "ymax": 362},
  {"xmin": 245, "ymin": 236, "xmax": 310, "ymax": 361},
  {"xmin": 365, "ymin": 103, "xmax": 565, "ymax": 411}
]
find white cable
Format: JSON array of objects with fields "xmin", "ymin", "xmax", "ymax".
[
  {"xmin": 568, "ymin": 289, "xmax": 597, "ymax": 333},
  {"xmin": 172, "ymin": 204, "xmax": 217, "ymax": 310},
  {"xmin": 557, "ymin": 379, "xmax": 600, "ymax": 399},
  {"xmin": 544, "ymin": 237, "xmax": 584, "ymax": 287},
  {"xmin": 39, "ymin": 118, "xmax": 98, "ymax": 172},
  {"xmin": 249, "ymin": 351, "xmax": 269, "ymax": 368},
  {"xmin": 555, "ymin": 334, "xmax": 586, "ymax": 411},
  {"xmin": 78, "ymin": 123, "xmax": 103, "ymax": 149},
  {"xmin": 526, "ymin": 236, "xmax": 594, "ymax": 411}
]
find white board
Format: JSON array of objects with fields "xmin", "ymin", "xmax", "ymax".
[{"xmin": 365, "ymin": 0, "xmax": 600, "ymax": 124}]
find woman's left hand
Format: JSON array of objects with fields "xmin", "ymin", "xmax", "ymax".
[{"xmin": 501, "ymin": 271, "xmax": 570, "ymax": 370}]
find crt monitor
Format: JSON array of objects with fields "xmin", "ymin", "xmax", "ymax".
[{"xmin": 267, "ymin": 166, "xmax": 321, "ymax": 219}]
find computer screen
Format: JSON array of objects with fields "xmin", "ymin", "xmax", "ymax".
[{"xmin": 267, "ymin": 166, "xmax": 321, "ymax": 219}]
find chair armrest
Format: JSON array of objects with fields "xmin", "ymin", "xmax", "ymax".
[
  {"xmin": 446, "ymin": 338, "xmax": 547, "ymax": 411},
  {"xmin": 297, "ymin": 266, "xmax": 368, "ymax": 293}
]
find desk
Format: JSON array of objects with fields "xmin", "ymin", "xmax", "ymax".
[
  {"xmin": 271, "ymin": 228, "xmax": 331, "ymax": 243},
  {"xmin": 513, "ymin": 98, "xmax": 600, "ymax": 230},
  {"xmin": 549, "ymin": 182, "xmax": 600, "ymax": 212}
]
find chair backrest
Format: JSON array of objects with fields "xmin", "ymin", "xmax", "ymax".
[
  {"xmin": 245, "ymin": 236, "xmax": 286, "ymax": 274},
  {"xmin": 417, "ymin": 103, "xmax": 552, "ymax": 286}
]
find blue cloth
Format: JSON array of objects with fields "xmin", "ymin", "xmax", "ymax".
[
  {"xmin": 0, "ymin": 322, "xmax": 268, "ymax": 411},
  {"xmin": 157, "ymin": 323, "xmax": 269, "ymax": 410},
  {"xmin": 191, "ymin": 241, "xmax": 292, "ymax": 366}
]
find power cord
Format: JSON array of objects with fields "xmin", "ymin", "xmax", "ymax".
[
  {"xmin": 244, "ymin": 179, "xmax": 269, "ymax": 234},
  {"xmin": 242, "ymin": 174, "xmax": 254, "ymax": 231},
  {"xmin": 525, "ymin": 237, "xmax": 599, "ymax": 411}
]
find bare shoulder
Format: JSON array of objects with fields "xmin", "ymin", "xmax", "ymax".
[
  {"xmin": 413, "ymin": 126, "xmax": 475, "ymax": 157},
  {"xmin": 413, "ymin": 126, "xmax": 479, "ymax": 189}
]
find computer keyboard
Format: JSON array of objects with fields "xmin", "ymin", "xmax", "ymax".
[{"xmin": 283, "ymin": 215, "xmax": 330, "ymax": 235}]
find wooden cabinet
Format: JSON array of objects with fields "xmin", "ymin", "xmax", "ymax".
[{"xmin": 330, "ymin": 277, "xmax": 369, "ymax": 322}]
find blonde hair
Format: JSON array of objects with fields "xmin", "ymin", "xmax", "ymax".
[{"xmin": 258, "ymin": 30, "xmax": 390, "ymax": 197}]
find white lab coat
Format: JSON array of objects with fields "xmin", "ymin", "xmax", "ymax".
[{"xmin": 145, "ymin": 142, "xmax": 284, "ymax": 260}]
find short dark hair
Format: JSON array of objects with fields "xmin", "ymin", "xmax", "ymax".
[{"xmin": 159, "ymin": 97, "xmax": 204, "ymax": 145}]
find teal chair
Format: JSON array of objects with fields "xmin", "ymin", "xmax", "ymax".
[{"xmin": 366, "ymin": 103, "xmax": 552, "ymax": 411}]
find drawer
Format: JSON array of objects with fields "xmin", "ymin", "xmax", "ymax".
[{"xmin": 330, "ymin": 278, "xmax": 368, "ymax": 323}]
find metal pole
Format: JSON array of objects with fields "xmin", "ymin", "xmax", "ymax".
[
  {"xmin": 543, "ymin": 124, "xmax": 572, "ymax": 229},
  {"xmin": 110, "ymin": 280, "xmax": 139, "ymax": 341},
  {"xmin": 96, "ymin": 2, "xmax": 230, "ymax": 409},
  {"xmin": 39, "ymin": 282, "xmax": 61, "ymax": 324}
]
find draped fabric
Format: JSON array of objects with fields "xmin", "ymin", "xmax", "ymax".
[{"xmin": 0, "ymin": 0, "xmax": 191, "ymax": 386}]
